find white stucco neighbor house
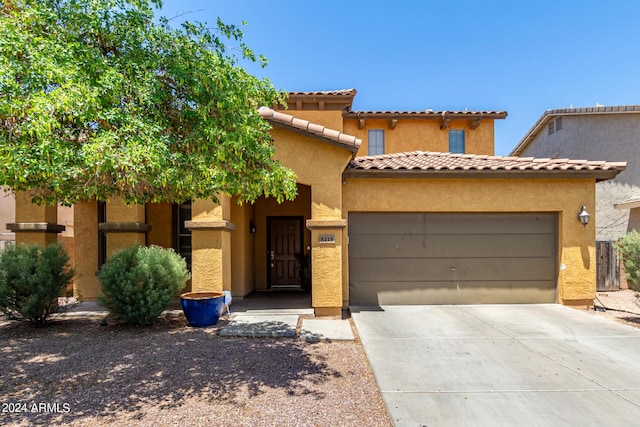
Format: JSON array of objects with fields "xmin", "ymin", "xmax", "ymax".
[{"xmin": 510, "ymin": 105, "xmax": 640, "ymax": 289}]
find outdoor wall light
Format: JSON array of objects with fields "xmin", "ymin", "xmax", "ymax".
[
  {"xmin": 250, "ymin": 221, "xmax": 256, "ymax": 234},
  {"xmin": 578, "ymin": 206, "xmax": 590, "ymax": 228}
]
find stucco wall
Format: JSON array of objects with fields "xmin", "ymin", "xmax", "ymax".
[
  {"xmin": 231, "ymin": 198, "xmax": 256, "ymax": 297},
  {"xmin": 74, "ymin": 201, "xmax": 100, "ymax": 300},
  {"xmin": 282, "ymin": 110, "xmax": 344, "ymax": 132},
  {"xmin": 146, "ymin": 202, "xmax": 173, "ymax": 249},
  {"xmin": 342, "ymin": 177, "xmax": 597, "ymax": 305},
  {"xmin": 517, "ymin": 114, "xmax": 640, "ymax": 241},
  {"xmin": 270, "ymin": 127, "xmax": 350, "ymax": 219},
  {"xmin": 343, "ymin": 118, "xmax": 495, "ymax": 156},
  {"xmin": 0, "ymin": 188, "xmax": 14, "ymax": 237}
]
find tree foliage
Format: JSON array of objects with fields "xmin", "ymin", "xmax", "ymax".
[
  {"xmin": 0, "ymin": 0, "xmax": 296, "ymax": 205},
  {"xmin": 616, "ymin": 230, "xmax": 640, "ymax": 291}
]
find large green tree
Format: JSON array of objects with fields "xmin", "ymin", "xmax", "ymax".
[{"xmin": 0, "ymin": 0, "xmax": 296, "ymax": 205}]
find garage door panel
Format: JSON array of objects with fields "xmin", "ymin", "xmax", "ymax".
[
  {"xmin": 350, "ymin": 280, "xmax": 557, "ymax": 305},
  {"xmin": 348, "ymin": 213, "xmax": 426, "ymax": 235},
  {"xmin": 349, "ymin": 213, "xmax": 556, "ymax": 236},
  {"xmin": 350, "ymin": 257, "xmax": 555, "ymax": 282},
  {"xmin": 348, "ymin": 212, "xmax": 557, "ymax": 305},
  {"xmin": 351, "ymin": 234, "xmax": 555, "ymax": 259},
  {"xmin": 422, "ymin": 213, "xmax": 556, "ymax": 235}
]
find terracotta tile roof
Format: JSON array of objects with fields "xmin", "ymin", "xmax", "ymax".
[
  {"xmin": 288, "ymin": 89, "xmax": 357, "ymax": 97},
  {"xmin": 511, "ymin": 105, "xmax": 640, "ymax": 155},
  {"xmin": 343, "ymin": 110, "xmax": 508, "ymax": 119},
  {"xmin": 258, "ymin": 107, "xmax": 361, "ymax": 152},
  {"xmin": 346, "ymin": 151, "xmax": 626, "ymax": 181}
]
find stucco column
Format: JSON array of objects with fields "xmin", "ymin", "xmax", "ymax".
[
  {"xmin": 306, "ymin": 219, "xmax": 346, "ymax": 317},
  {"xmin": 560, "ymin": 201, "xmax": 597, "ymax": 307},
  {"xmin": 73, "ymin": 201, "xmax": 100, "ymax": 300},
  {"xmin": 99, "ymin": 198, "xmax": 149, "ymax": 257},
  {"xmin": 7, "ymin": 191, "xmax": 64, "ymax": 246},
  {"xmin": 186, "ymin": 196, "xmax": 235, "ymax": 293}
]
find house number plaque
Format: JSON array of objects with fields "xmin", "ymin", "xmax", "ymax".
[{"xmin": 319, "ymin": 234, "xmax": 335, "ymax": 244}]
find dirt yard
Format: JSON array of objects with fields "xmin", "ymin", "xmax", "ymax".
[
  {"xmin": 590, "ymin": 289, "xmax": 640, "ymax": 328},
  {"xmin": 0, "ymin": 312, "xmax": 391, "ymax": 427}
]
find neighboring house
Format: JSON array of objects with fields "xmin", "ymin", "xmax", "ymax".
[
  {"xmin": 7, "ymin": 90, "xmax": 625, "ymax": 314},
  {"xmin": 510, "ymin": 105, "xmax": 640, "ymax": 289},
  {"xmin": 511, "ymin": 105, "xmax": 640, "ymax": 241},
  {"xmin": 0, "ymin": 189, "xmax": 16, "ymax": 251},
  {"xmin": 0, "ymin": 187, "xmax": 74, "ymax": 254}
]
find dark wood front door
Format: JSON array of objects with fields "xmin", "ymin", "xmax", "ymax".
[{"xmin": 268, "ymin": 217, "xmax": 303, "ymax": 287}]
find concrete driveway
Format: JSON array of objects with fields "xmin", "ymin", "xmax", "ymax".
[{"xmin": 351, "ymin": 304, "xmax": 640, "ymax": 426}]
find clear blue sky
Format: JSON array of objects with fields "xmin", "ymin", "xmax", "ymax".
[{"xmin": 159, "ymin": 0, "xmax": 640, "ymax": 156}]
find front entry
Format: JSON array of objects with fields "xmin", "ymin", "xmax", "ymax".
[{"xmin": 268, "ymin": 217, "xmax": 303, "ymax": 288}]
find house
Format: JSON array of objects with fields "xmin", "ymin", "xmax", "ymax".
[
  {"xmin": 0, "ymin": 188, "xmax": 74, "ymax": 256},
  {"xmin": 7, "ymin": 90, "xmax": 625, "ymax": 314},
  {"xmin": 510, "ymin": 105, "xmax": 640, "ymax": 289}
]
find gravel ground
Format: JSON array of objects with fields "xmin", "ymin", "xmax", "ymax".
[
  {"xmin": 0, "ymin": 312, "xmax": 391, "ymax": 427},
  {"xmin": 590, "ymin": 288, "xmax": 640, "ymax": 328}
]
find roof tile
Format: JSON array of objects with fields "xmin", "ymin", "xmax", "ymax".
[
  {"xmin": 344, "ymin": 110, "xmax": 508, "ymax": 119},
  {"xmin": 258, "ymin": 107, "xmax": 361, "ymax": 152},
  {"xmin": 347, "ymin": 151, "xmax": 626, "ymax": 175},
  {"xmin": 288, "ymin": 89, "xmax": 357, "ymax": 97}
]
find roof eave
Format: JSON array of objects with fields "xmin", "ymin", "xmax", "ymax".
[
  {"xmin": 343, "ymin": 111, "xmax": 508, "ymax": 120},
  {"xmin": 267, "ymin": 120, "xmax": 360, "ymax": 153},
  {"xmin": 510, "ymin": 111, "xmax": 555, "ymax": 156},
  {"xmin": 342, "ymin": 168, "xmax": 623, "ymax": 181}
]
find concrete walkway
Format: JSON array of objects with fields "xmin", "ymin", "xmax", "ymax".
[
  {"xmin": 352, "ymin": 304, "xmax": 640, "ymax": 426},
  {"xmin": 63, "ymin": 297, "xmax": 355, "ymax": 342},
  {"xmin": 220, "ymin": 295, "xmax": 354, "ymax": 341}
]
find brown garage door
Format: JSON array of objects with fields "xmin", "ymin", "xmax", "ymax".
[{"xmin": 348, "ymin": 212, "xmax": 557, "ymax": 305}]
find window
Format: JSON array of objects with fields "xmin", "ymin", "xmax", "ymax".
[
  {"xmin": 448, "ymin": 130, "xmax": 465, "ymax": 153},
  {"xmin": 368, "ymin": 130, "xmax": 385, "ymax": 155},
  {"xmin": 555, "ymin": 117, "xmax": 562, "ymax": 131},
  {"xmin": 97, "ymin": 201, "xmax": 107, "ymax": 269},
  {"xmin": 549, "ymin": 118, "xmax": 562, "ymax": 135},
  {"xmin": 173, "ymin": 202, "xmax": 192, "ymax": 270}
]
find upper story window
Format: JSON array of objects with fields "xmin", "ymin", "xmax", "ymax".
[
  {"xmin": 368, "ymin": 129, "xmax": 385, "ymax": 155},
  {"xmin": 448, "ymin": 130, "xmax": 465, "ymax": 153}
]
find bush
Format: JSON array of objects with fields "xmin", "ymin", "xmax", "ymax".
[
  {"xmin": 98, "ymin": 245, "xmax": 190, "ymax": 326},
  {"xmin": 0, "ymin": 243, "xmax": 75, "ymax": 326},
  {"xmin": 616, "ymin": 230, "xmax": 640, "ymax": 291}
]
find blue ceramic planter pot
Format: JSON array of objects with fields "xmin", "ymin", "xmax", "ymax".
[{"xmin": 180, "ymin": 291, "xmax": 225, "ymax": 327}]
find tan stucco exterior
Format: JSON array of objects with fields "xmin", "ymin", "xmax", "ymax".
[
  {"xmin": 8, "ymin": 91, "xmax": 613, "ymax": 313},
  {"xmin": 280, "ymin": 110, "xmax": 344, "ymax": 132},
  {"xmin": 344, "ymin": 118, "xmax": 495, "ymax": 156},
  {"xmin": 147, "ymin": 202, "xmax": 173, "ymax": 249},
  {"xmin": 104, "ymin": 198, "xmax": 146, "ymax": 256},
  {"xmin": 188, "ymin": 197, "xmax": 233, "ymax": 293},
  {"xmin": 342, "ymin": 177, "xmax": 597, "ymax": 305},
  {"xmin": 73, "ymin": 201, "xmax": 100, "ymax": 299}
]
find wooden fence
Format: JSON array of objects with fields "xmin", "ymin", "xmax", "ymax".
[{"xmin": 596, "ymin": 241, "xmax": 620, "ymax": 291}]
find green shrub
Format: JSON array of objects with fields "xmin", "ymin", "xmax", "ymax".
[
  {"xmin": 0, "ymin": 243, "xmax": 75, "ymax": 327},
  {"xmin": 98, "ymin": 245, "xmax": 190, "ymax": 326},
  {"xmin": 616, "ymin": 230, "xmax": 640, "ymax": 291}
]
